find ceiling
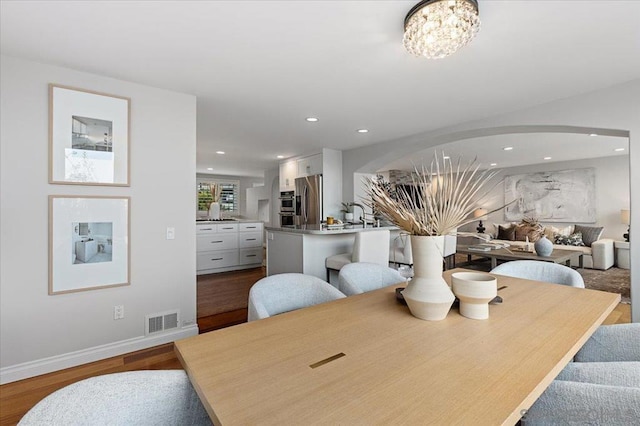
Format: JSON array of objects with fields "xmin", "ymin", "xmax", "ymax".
[
  {"xmin": 1, "ymin": 1, "xmax": 639, "ymax": 178},
  {"xmin": 383, "ymin": 132, "xmax": 630, "ymax": 172}
]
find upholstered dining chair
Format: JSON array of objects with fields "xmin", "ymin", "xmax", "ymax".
[
  {"xmin": 338, "ymin": 262, "xmax": 405, "ymax": 296},
  {"xmin": 325, "ymin": 229, "xmax": 390, "ymax": 282},
  {"xmin": 521, "ymin": 380, "xmax": 640, "ymax": 425},
  {"xmin": 19, "ymin": 370, "xmax": 212, "ymax": 425},
  {"xmin": 490, "ymin": 260, "xmax": 585, "ymax": 288},
  {"xmin": 574, "ymin": 323, "xmax": 640, "ymax": 362},
  {"xmin": 247, "ymin": 273, "xmax": 345, "ymax": 321}
]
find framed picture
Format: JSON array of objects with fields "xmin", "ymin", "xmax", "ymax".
[
  {"xmin": 49, "ymin": 84, "xmax": 130, "ymax": 186},
  {"xmin": 504, "ymin": 168, "xmax": 596, "ymax": 222},
  {"xmin": 49, "ymin": 195, "xmax": 130, "ymax": 295}
]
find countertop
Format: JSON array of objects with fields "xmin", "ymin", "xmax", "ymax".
[
  {"xmin": 265, "ymin": 224, "xmax": 399, "ymax": 235},
  {"xmin": 196, "ymin": 219, "xmax": 263, "ymax": 224}
]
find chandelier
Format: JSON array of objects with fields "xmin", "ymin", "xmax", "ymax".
[{"xmin": 403, "ymin": 0, "xmax": 481, "ymax": 59}]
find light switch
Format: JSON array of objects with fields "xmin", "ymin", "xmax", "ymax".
[{"xmin": 166, "ymin": 227, "xmax": 175, "ymax": 240}]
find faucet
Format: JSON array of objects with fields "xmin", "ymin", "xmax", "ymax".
[{"xmin": 349, "ymin": 202, "xmax": 367, "ymax": 228}]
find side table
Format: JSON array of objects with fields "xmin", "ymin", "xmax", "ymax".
[{"xmin": 614, "ymin": 241, "xmax": 630, "ymax": 269}]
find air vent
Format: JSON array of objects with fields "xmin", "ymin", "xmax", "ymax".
[{"xmin": 145, "ymin": 310, "xmax": 180, "ymax": 335}]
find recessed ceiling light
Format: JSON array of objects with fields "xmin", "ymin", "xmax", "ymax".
[
  {"xmin": 305, "ymin": 117, "xmax": 319, "ymax": 122},
  {"xmin": 276, "ymin": 155, "xmax": 285, "ymax": 159},
  {"xmin": 443, "ymin": 156, "xmax": 450, "ymax": 159},
  {"xmin": 216, "ymin": 151, "xmax": 225, "ymax": 155},
  {"xmin": 490, "ymin": 163, "xmax": 497, "ymax": 167},
  {"xmin": 614, "ymin": 148, "xmax": 625, "ymax": 152},
  {"xmin": 589, "ymin": 133, "xmax": 598, "ymax": 137},
  {"xmin": 543, "ymin": 157, "xmax": 552, "ymax": 160},
  {"xmin": 207, "ymin": 167, "xmax": 213, "ymax": 171},
  {"xmin": 503, "ymin": 147, "xmax": 513, "ymax": 151},
  {"xmin": 357, "ymin": 129, "xmax": 369, "ymax": 133}
]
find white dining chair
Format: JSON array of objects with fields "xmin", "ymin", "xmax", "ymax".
[
  {"xmin": 18, "ymin": 370, "xmax": 212, "ymax": 425},
  {"xmin": 247, "ymin": 273, "xmax": 346, "ymax": 321},
  {"xmin": 338, "ymin": 262, "xmax": 405, "ymax": 296},
  {"xmin": 490, "ymin": 260, "xmax": 585, "ymax": 288},
  {"xmin": 325, "ymin": 229, "xmax": 390, "ymax": 282},
  {"xmin": 389, "ymin": 233, "xmax": 457, "ymax": 269}
]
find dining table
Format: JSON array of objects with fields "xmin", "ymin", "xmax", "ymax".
[{"xmin": 174, "ymin": 268, "xmax": 620, "ymax": 425}]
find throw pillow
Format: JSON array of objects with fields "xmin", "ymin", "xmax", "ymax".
[
  {"xmin": 573, "ymin": 225, "xmax": 604, "ymax": 247},
  {"xmin": 491, "ymin": 222, "xmax": 515, "ymax": 238},
  {"xmin": 497, "ymin": 225, "xmax": 516, "ymax": 241},
  {"xmin": 514, "ymin": 218, "xmax": 545, "ymax": 242},
  {"xmin": 554, "ymin": 232, "xmax": 585, "ymax": 246},
  {"xmin": 543, "ymin": 224, "xmax": 574, "ymax": 240}
]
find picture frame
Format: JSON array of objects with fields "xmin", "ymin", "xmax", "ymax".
[
  {"xmin": 504, "ymin": 168, "xmax": 596, "ymax": 223},
  {"xmin": 49, "ymin": 195, "xmax": 130, "ymax": 295},
  {"xmin": 49, "ymin": 84, "xmax": 130, "ymax": 186}
]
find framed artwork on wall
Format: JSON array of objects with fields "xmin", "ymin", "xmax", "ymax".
[
  {"xmin": 49, "ymin": 195, "xmax": 130, "ymax": 295},
  {"xmin": 504, "ymin": 168, "xmax": 596, "ymax": 223},
  {"xmin": 49, "ymin": 84, "xmax": 130, "ymax": 186}
]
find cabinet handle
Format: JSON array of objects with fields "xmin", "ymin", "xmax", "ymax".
[
  {"xmin": 222, "ymin": 227, "xmax": 233, "ymax": 230},
  {"xmin": 245, "ymin": 226, "xmax": 257, "ymax": 228},
  {"xmin": 211, "ymin": 240, "xmax": 223, "ymax": 243},
  {"xmin": 200, "ymin": 228, "xmax": 213, "ymax": 231},
  {"xmin": 211, "ymin": 258, "xmax": 223, "ymax": 261},
  {"xmin": 246, "ymin": 238, "xmax": 257, "ymax": 241},
  {"xmin": 246, "ymin": 254, "xmax": 257, "ymax": 257}
]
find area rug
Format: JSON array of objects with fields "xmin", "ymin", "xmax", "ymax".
[
  {"xmin": 453, "ymin": 255, "xmax": 631, "ymax": 304},
  {"xmin": 577, "ymin": 267, "xmax": 631, "ymax": 304}
]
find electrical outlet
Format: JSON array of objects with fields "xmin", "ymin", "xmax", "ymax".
[
  {"xmin": 166, "ymin": 227, "xmax": 175, "ymax": 240},
  {"xmin": 114, "ymin": 305, "xmax": 125, "ymax": 320}
]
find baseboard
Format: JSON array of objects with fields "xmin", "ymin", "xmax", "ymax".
[{"xmin": 0, "ymin": 325, "xmax": 198, "ymax": 385}]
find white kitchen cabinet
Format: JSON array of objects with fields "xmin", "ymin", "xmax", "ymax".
[
  {"xmin": 197, "ymin": 221, "xmax": 263, "ymax": 274},
  {"xmin": 279, "ymin": 160, "xmax": 297, "ymax": 192},
  {"xmin": 297, "ymin": 154, "xmax": 323, "ymax": 177}
]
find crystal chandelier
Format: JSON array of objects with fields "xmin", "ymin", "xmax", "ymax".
[{"xmin": 403, "ymin": 0, "xmax": 480, "ymax": 59}]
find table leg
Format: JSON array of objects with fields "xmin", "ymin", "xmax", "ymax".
[
  {"xmin": 491, "ymin": 257, "xmax": 497, "ymax": 269},
  {"xmin": 579, "ymin": 254, "xmax": 584, "ymax": 269}
]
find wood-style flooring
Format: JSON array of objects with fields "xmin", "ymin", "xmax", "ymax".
[
  {"xmin": 197, "ymin": 266, "xmax": 265, "ymax": 333},
  {"xmin": 0, "ymin": 267, "xmax": 631, "ymax": 426}
]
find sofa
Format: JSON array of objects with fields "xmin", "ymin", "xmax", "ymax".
[{"xmin": 489, "ymin": 222, "xmax": 614, "ymax": 270}]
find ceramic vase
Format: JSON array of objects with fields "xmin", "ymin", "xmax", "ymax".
[
  {"xmin": 451, "ymin": 272, "xmax": 497, "ymax": 320},
  {"xmin": 208, "ymin": 202, "xmax": 221, "ymax": 220},
  {"xmin": 534, "ymin": 235, "xmax": 553, "ymax": 257},
  {"xmin": 401, "ymin": 235, "xmax": 455, "ymax": 321},
  {"xmin": 345, "ymin": 212, "xmax": 354, "ymax": 222}
]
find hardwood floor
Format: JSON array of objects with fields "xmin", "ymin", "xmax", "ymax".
[
  {"xmin": 0, "ymin": 267, "xmax": 631, "ymax": 425},
  {"xmin": 197, "ymin": 266, "xmax": 265, "ymax": 332}
]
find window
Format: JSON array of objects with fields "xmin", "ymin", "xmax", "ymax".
[{"xmin": 197, "ymin": 179, "xmax": 239, "ymax": 214}]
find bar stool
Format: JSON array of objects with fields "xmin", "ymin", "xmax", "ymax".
[{"xmin": 325, "ymin": 230, "xmax": 390, "ymax": 283}]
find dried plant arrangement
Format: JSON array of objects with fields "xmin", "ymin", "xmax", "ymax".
[{"xmin": 365, "ymin": 153, "xmax": 507, "ymax": 237}]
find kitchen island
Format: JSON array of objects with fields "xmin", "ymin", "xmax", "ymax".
[{"xmin": 265, "ymin": 224, "xmax": 400, "ymax": 284}]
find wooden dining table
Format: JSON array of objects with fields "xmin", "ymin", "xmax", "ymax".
[{"xmin": 174, "ymin": 268, "xmax": 620, "ymax": 426}]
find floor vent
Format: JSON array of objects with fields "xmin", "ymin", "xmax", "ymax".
[{"xmin": 145, "ymin": 310, "xmax": 180, "ymax": 335}]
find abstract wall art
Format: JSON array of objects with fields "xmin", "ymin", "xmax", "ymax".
[{"xmin": 504, "ymin": 168, "xmax": 596, "ymax": 223}]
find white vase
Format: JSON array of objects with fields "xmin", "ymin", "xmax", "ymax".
[
  {"xmin": 208, "ymin": 202, "xmax": 221, "ymax": 220},
  {"xmin": 401, "ymin": 235, "xmax": 455, "ymax": 321},
  {"xmin": 345, "ymin": 212, "xmax": 354, "ymax": 222},
  {"xmin": 451, "ymin": 272, "xmax": 497, "ymax": 320}
]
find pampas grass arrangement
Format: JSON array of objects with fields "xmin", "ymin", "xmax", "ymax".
[{"xmin": 365, "ymin": 154, "xmax": 505, "ymax": 237}]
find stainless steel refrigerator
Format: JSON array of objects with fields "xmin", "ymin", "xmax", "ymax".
[{"xmin": 295, "ymin": 174, "xmax": 323, "ymax": 226}]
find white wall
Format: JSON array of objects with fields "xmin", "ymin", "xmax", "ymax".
[
  {"xmin": 246, "ymin": 166, "xmax": 279, "ymax": 226},
  {"xmin": 342, "ymin": 79, "xmax": 640, "ymax": 321},
  {"xmin": 455, "ymin": 155, "xmax": 630, "ymax": 239},
  {"xmin": 0, "ymin": 56, "xmax": 198, "ymax": 383}
]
